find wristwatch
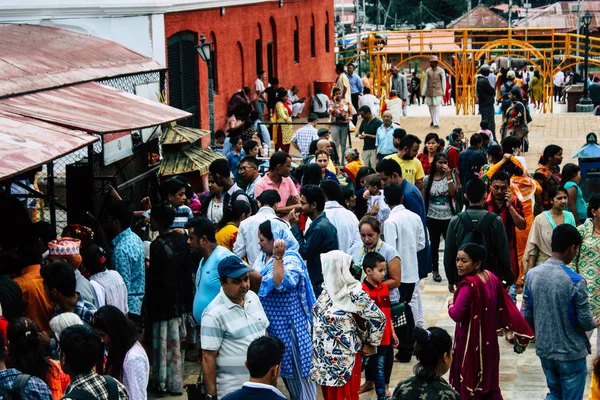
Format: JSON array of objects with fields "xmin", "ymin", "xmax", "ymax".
[
  {"xmin": 206, "ymin": 395, "xmax": 217, "ymax": 400},
  {"xmin": 274, "ymin": 255, "xmax": 283, "ymax": 261}
]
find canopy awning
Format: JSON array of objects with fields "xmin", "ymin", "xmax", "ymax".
[
  {"xmin": 0, "ymin": 82, "xmax": 192, "ymax": 134},
  {"xmin": 0, "ymin": 111, "xmax": 98, "ymax": 180},
  {"xmin": 159, "ymin": 147, "xmax": 226, "ymax": 177}
]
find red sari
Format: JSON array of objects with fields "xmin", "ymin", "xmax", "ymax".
[{"xmin": 448, "ymin": 272, "xmax": 533, "ymax": 399}]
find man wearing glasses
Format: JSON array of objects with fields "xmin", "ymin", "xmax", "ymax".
[{"xmin": 238, "ymin": 156, "xmax": 262, "ymax": 200}]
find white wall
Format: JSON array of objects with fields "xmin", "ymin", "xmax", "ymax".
[{"xmin": 4, "ymin": 15, "xmax": 166, "ymax": 66}]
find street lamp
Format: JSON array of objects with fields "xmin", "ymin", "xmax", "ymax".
[
  {"xmin": 195, "ymin": 34, "xmax": 215, "ymax": 147},
  {"xmin": 407, "ymin": 33, "xmax": 412, "ymax": 52},
  {"xmin": 578, "ymin": 10, "xmax": 593, "ymax": 112},
  {"xmin": 429, "ymin": 42, "xmax": 433, "ymax": 50}
]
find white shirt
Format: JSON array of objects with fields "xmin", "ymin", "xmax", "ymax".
[
  {"xmin": 487, "ymin": 73, "xmax": 496, "ymax": 88},
  {"xmin": 90, "ymin": 270, "xmax": 129, "ymax": 314},
  {"xmin": 383, "ymin": 204, "xmax": 425, "ymax": 284},
  {"xmin": 554, "ymin": 71, "xmax": 565, "ymax": 87},
  {"xmin": 122, "ymin": 341, "xmax": 149, "ymax": 400},
  {"xmin": 323, "ymin": 201, "xmax": 361, "ymax": 253},
  {"xmin": 358, "ymin": 94, "xmax": 381, "ymax": 117},
  {"xmin": 288, "ymin": 90, "xmax": 299, "ymax": 103},
  {"xmin": 312, "ymin": 93, "xmax": 330, "ymax": 114},
  {"xmin": 234, "ymin": 207, "xmax": 280, "ymax": 266},
  {"xmin": 242, "ymin": 382, "xmax": 286, "ymax": 399},
  {"xmin": 254, "ymin": 78, "xmax": 265, "ymax": 101}
]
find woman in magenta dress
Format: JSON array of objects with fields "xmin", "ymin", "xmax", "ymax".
[{"xmin": 448, "ymin": 240, "xmax": 534, "ymax": 399}]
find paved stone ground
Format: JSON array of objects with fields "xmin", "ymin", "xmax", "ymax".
[{"xmin": 151, "ymin": 103, "xmax": 600, "ymax": 399}]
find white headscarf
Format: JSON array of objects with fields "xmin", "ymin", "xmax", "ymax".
[{"xmin": 321, "ymin": 250, "xmax": 364, "ymax": 313}]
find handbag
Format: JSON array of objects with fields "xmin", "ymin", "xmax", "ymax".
[
  {"xmin": 391, "ymin": 302, "xmax": 408, "ymax": 329},
  {"xmin": 185, "ymin": 377, "xmax": 207, "ymax": 400},
  {"xmin": 514, "ymin": 123, "xmax": 529, "ymax": 139}
]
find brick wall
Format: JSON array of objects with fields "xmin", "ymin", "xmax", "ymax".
[{"xmin": 164, "ymin": 0, "xmax": 337, "ymax": 134}]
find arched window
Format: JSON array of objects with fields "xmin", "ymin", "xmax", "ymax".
[
  {"xmin": 210, "ymin": 31, "xmax": 219, "ymax": 93},
  {"xmin": 256, "ymin": 23, "xmax": 263, "ymax": 75},
  {"xmin": 325, "ymin": 11, "xmax": 330, "ymax": 53},
  {"xmin": 237, "ymin": 41, "xmax": 245, "ymax": 88},
  {"xmin": 167, "ymin": 31, "xmax": 198, "ymax": 127},
  {"xmin": 293, "ymin": 17, "xmax": 300, "ymax": 63},
  {"xmin": 268, "ymin": 17, "xmax": 278, "ymax": 81},
  {"xmin": 311, "ymin": 14, "xmax": 316, "ymax": 58}
]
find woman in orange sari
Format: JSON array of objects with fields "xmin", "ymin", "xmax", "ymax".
[
  {"xmin": 343, "ymin": 149, "xmax": 364, "ymax": 185},
  {"xmin": 486, "ymin": 150, "xmax": 541, "ymax": 290}
]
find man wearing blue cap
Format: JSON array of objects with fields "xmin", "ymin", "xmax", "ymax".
[{"xmin": 201, "ymin": 255, "xmax": 270, "ymax": 400}]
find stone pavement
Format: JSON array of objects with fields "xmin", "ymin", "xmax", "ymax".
[
  {"xmin": 151, "ymin": 105, "xmax": 600, "ymax": 399},
  {"xmin": 153, "ymin": 263, "xmax": 597, "ymax": 399}
]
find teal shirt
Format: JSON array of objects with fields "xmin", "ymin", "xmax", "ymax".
[{"xmin": 563, "ymin": 181, "xmax": 587, "ymax": 221}]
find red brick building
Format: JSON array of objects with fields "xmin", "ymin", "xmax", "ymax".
[{"xmin": 164, "ymin": 0, "xmax": 336, "ymax": 131}]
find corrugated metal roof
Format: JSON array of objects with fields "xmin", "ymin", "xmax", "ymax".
[
  {"xmin": 159, "ymin": 147, "xmax": 226, "ymax": 177},
  {"xmin": 448, "ymin": 5, "xmax": 509, "ymax": 29},
  {"xmin": 160, "ymin": 125, "xmax": 210, "ymax": 145},
  {"xmin": 0, "ymin": 24, "xmax": 165, "ymax": 98},
  {"xmin": 0, "ymin": 110, "xmax": 98, "ymax": 180},
  {"xmin": 515, "ymin": 2, "xmax": 600, "ymax": 31},
  {"xmin": 0, "ymin": 82, "xmax": 192, "ymax": 134}
]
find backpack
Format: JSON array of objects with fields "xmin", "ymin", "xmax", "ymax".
[
  {"xmin": 501, "ymin": 81, "xmax": 515, "ymax": 111},
  {"xmin": 458, "ymin": 211, "xmax": 497, "ymax": 262},
  {"xmin": 62, "ymin": 376, "xmax": 118, "ymax": 400},
  {"xmin": 229, "ymin": 189, "xmax": 259, "ymax": 216},
  {"xmin": 0, "ymin": 374, "xmax": 31, "ymax": 400}
]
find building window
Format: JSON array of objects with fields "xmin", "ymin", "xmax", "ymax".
[
  {"xmin": 256, "ymin": 24, "xmax": 263, "ymax": 75},
  {"xmin": 311, "ymin": 14, "xmax": 316, "ymax": 58},
  {"xmin": 167, "ymin": 31, "xmax": 198, "ymax": 127},
  {"xmin": 237, "ymin": 41, "xmax": 245, "ymax": 88},
  {"xmin": 269, "ymin": 17, "xmax": 278, "ymax": 80},
  {"xmin": 325, "ymin": 11, "xmax": 330, "ymax": 53},
  {"xmin": 294, "ymin": 17, "xmax": 300, "ymax": 63},
  {"xmin": 210, "ymin": 32, "xmax": 219, "ymax": 93}
]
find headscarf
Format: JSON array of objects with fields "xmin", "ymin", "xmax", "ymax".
[
  {"xmin": 509, "ymin": 156, "xmax": 541, "ymax": 203},
  {"xmin": 321, "ymin": 250, "xmax": 364, "ymax": 313},
  {"xmin": 257, "ymin": 219, "xmax": 316, "ymax": 319}
]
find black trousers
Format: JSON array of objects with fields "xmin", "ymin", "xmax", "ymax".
[
  {"xmin": 351, "ymin": 93, "xmax": 360, "ymax": 125},
  {"xmin": 427, "ymin": 217, "xmax": 450, "ymax": 274},
  {"xmin": 395, "ymin": 283, "xmax": 416, "ymax": 361},
  {"xmin": 479, "ymin": 104, "xmax": 496, "ymax": 142}
]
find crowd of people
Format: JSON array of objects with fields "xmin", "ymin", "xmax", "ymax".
[{"xmin": 2, "ymin": 60, "xmax": 600, "ymax": 400}]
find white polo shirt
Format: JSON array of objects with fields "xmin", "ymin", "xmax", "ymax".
[{"xmin": 201, "ymin": 289, "xmax": 269, "ymax": 398}]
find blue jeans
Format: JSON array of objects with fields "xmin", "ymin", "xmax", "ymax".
[
  {"xmin": 363, "ymin": 345, "xmax": 389, "ymax": 399},
  {"xmin": 540, "ymin": 357, "xmax": 587, "ymax": 400}
]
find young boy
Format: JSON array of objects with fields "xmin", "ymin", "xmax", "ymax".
[
  {"xmin": 215, "ymin": 129, "xmax": 231, "ymax": 155},
  {"xmin": 477, "ymin": 120, "xmax": 497, "ymax": 148},
  {"xmin": 361, "ymin": 252, "xmax": 398, "ymax": 400},
  {"xmin": 363, "ymin": 174, "xmax": 390, "ymax": 224}
]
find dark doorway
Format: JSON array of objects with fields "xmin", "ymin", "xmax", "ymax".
[
  {"xmin": 267, "ymin": 42, "xmax": 274, "ymax": 82},
  {"xmin": 167, "ymin": 31, "xmax": 198, "ymax": 128}
]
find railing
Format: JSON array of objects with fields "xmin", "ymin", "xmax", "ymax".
[{"xmin": 337, "ymin": 28, "xmax": 600, "ymax": 115}]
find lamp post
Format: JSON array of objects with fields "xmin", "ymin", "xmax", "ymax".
[
  {"xmin": 577, "ymin": 10, "xmax": 593, "ymax": 112},
  {"xmin": 407, "ymin": 33, "xmax": 412, "ymax": 52},
  {"xmin": 195, "ymin": 34, "xmax": 215, "ymax": 147},
  {"xmin": 429, "ymin": 42, "xmax": 433, "ymax": 51}
]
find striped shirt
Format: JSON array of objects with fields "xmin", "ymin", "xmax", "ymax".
[
  {"xmin": 90, "ymin": 270, "xmax": 129, "ymax": 314},
  {"xmin": 172, "ymin": 205, "xmax": 193, "ymax": 229},
  {"xmin": 201, "ymin": 289, "xmax": 269, "ymax": 399}
]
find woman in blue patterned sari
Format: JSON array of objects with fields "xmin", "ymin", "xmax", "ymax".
[{"xmin": 255, "ymin": 218, "xmax": 317, "ymax": 399}]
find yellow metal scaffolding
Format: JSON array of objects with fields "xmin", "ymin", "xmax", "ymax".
[{"xmin": 338, "ymin": 28, "xmax": 600, "ymax": 114}]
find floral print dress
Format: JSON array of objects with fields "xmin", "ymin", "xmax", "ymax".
[{"xmin": 310, "ymin": 289, "xmax": 385, "ymax": 387}]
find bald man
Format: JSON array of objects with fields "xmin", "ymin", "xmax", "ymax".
[
  {"xmin": 376, "ymin": 111, "xmax": 400, "ymax": 163},
  {"xmin": 311, "ymin": 139, "xmax": 337, "ymax": 173}
]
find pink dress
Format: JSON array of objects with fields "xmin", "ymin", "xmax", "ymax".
[
  {"xmin": 448, "ymin": 272, "xmax": 503, "ymax": 400},
  {"xmin": 448, "ymin": 272, "xmax": 533, "ymax": 399}
]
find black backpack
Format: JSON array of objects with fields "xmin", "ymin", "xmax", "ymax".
[
  {"xmin": 0, "ymin": 374, "xmax": 31, "ymax": 400},
  {"xmin": 62, "ymin": 376, "xmax": 118, "ymax": 400},
  {"xmin": 458, "ymin": 211, "xmax": 497, "ymax": 258}
]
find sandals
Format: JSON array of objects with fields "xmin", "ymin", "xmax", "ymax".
[{"xmin": 432, "ymin": 272, "xmax": 442, "ymax": 282}]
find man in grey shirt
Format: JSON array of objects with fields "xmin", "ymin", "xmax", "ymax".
[{"xmin": 522, "ymin": 224, "xmax": 600, "ymax": 400}]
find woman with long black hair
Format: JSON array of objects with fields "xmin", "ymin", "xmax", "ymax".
[
  {"xmin": 423, "ymin": 152, "xmax": 456, "ymax": 283},
  {"xmin": 92, "ymin": 305, "xmax": 149, "ymax": 399},
  {"xmin": 7, "ymin": 317, "xmax": 69, "ymax": 399},
  {"xmin": 354, "ymin": 166, "xmax": 376, "ymax": 220}
]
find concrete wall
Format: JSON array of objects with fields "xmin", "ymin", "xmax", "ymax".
[{"xmin": 164, "ymin": 0, "xmax": 337, "ymax": 131}]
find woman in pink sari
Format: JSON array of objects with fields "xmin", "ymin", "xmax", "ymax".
[{"xmin": 448, "ymin": 240, "xmax": 534, "ymax": 399}]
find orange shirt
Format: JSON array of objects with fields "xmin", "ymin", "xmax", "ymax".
[
  {"xmin": 47, "ymin": 359, "xmax": 70, "ymax": 400},
  {"xmin": 13, "ymin": 264, "xmax": 54, "ymax": 332}
]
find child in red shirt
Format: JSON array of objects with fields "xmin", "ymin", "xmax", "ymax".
[{"xmin": 361, "ymin": 252, "xmax": 398, "ymax": 400}]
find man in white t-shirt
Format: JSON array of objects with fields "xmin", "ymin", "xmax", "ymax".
[
  {"xmin": 358, "ymin": 87, "xmax": 381, "ymax": 117},
  {"xmin": 553, "ymin": 70, "xmax": 565, "ymax": 103},
  {"xmin": 288, "ymin": 86, "xmax": 306, "ymax": 118},
  {"xmin": 311, "ymin": 87, "xmax": 330, "ymax": 118},
  {"xmin": 253, "ymin": 70, "xmax": 267, "ymax": 118}
]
